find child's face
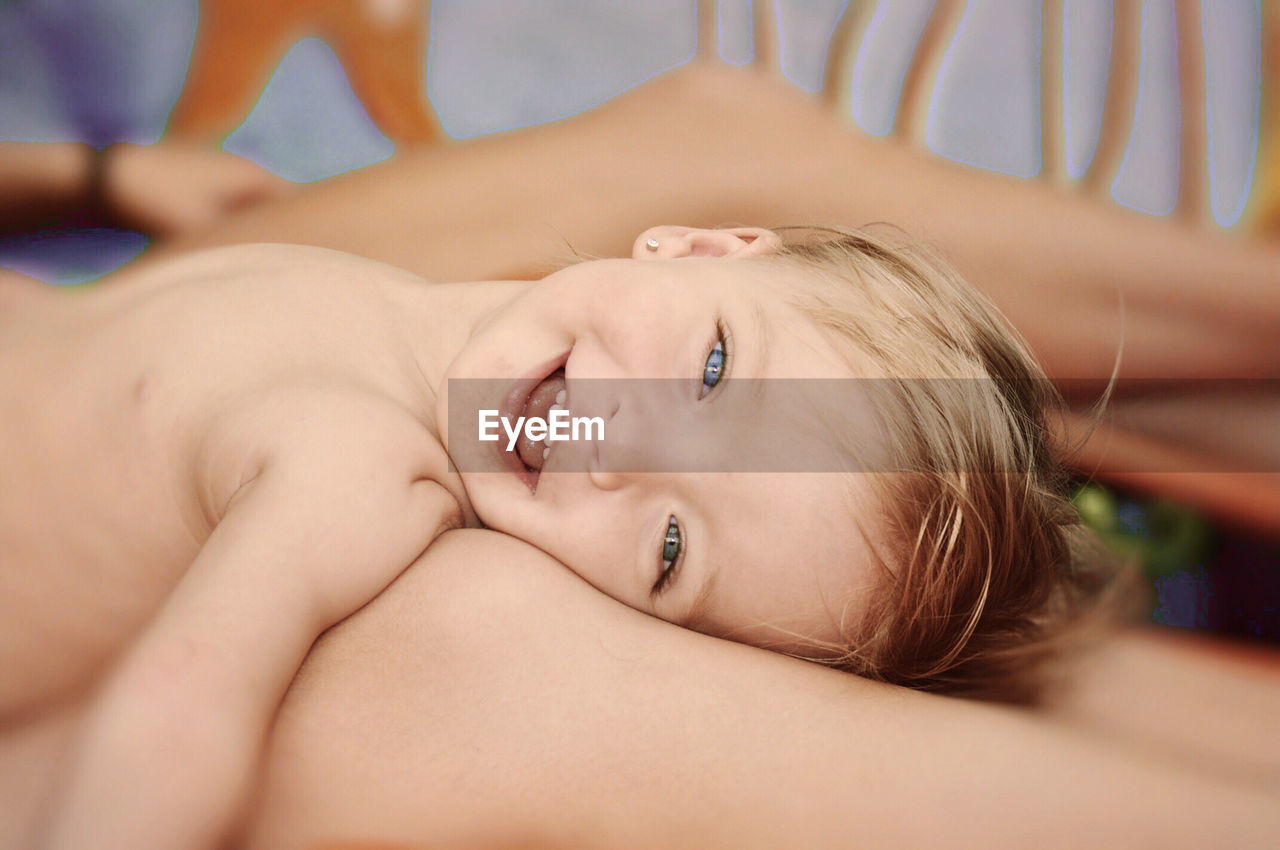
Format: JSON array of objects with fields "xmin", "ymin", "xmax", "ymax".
[{"xmin": 440, "ymin": 234, "xmax": 884, "ymax": 650}]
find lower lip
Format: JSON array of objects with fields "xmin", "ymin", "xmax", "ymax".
[{"xmin": 497, "ymin": 350, "xmax": 570, "ymax": 492}]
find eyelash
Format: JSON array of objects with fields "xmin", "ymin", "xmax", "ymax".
[
  {"xmin": 652, "ymin": 515, "xmax": 682, "ymax": 597},
  {"xmin": 654, "ymin": 324, "xmax": 732, "ymax": 597},
  {"xmin": 698, "ymin": 320, "xmax": 732, "ymax": 399}
]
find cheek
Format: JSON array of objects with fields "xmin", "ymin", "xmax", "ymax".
[
  {"xmin": 468, "ymin": 487, "xmax": 574, "ymax": 550},
  {"xmin": 584, "ymin": 283, "xmax": 681, "ymax": 346},
  {"xmin": 530, "ymin": 504, "xmax": 625, "ymax": 584}
]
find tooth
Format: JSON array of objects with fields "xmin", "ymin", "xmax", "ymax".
[
  {"xmin": 549, "ymin": 402, "xmax": 562, "ymax": 414},
  {"xmin": 542, "ymin": 446, "xmax": 550, "ymax": 461},
  {"xmin": 555, "ymin": 389, "xmax": 566, "ymax": 406}
]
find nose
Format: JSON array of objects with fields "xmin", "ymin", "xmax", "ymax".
[
  {"xmin": 584, "ymin": 379, "xmax": 689, "ymax": 491},
  {"xmin": 588, "ymin": 461, "xmax": 624, "ymax": 491},
  {"xmin": 587, "ymin": 433, "xmax": 665, "ymax": 491},
  {"xmin": 586, "ymin": 386, "xmax": 641, "ymax": 492}
]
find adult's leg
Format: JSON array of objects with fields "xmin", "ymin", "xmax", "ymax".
[
  {"xmin": 242, "ymin": 530, "xmax": 1279, "ymax": 850},
  {"xmin": 154, "ymin": 62, "xmax": 1280, "ymax": 384},
  {"xmin": 1047, "ymin": 627, "xmax": 1280, "ymax": 788}
]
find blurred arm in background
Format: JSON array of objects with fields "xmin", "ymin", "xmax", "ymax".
[{"xmin": 0, "ymin": 141, "xmax": 292, "ymax": 239}]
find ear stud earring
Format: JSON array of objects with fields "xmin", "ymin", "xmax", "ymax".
[{"xmin": 645, "ymin": 238, "xmax": 660, "ymax": 252}]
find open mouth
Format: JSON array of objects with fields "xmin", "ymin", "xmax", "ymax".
[{"xmin": 499, "ymin": 352, "xmax": 569, "ymax": 492}]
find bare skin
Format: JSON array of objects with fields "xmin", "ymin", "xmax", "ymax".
[
  {"xmin": 0, "ymin": 245, "xmax": 467, "ymax": 718},
  {"xmin": 0, "ymin": 245, "xmax": 475, "ymax": 848},
  {"xmin": 2, "ymin": 532, "xmax": 1276, "ymax": 850},
  {"xmin": 242, "ymin": 532, "xmax": 1279, "ymax": 850}
]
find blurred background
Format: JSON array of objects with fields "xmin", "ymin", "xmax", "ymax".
[
  {"xmin": 1, "ymin": 1, "xmax": 1264, "ymax": 274},
  {"xmin": 0, "ymin": 0, "xmax": 1274, "ymax": 643}
]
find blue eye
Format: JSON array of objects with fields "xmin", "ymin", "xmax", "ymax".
[
  {"xmin": 700, "ymin": 340, "xmax": 725, "ymax": 398},
  {"xmin": 653, "ymin": 515, "xmax": 682, "ymax": 595}
]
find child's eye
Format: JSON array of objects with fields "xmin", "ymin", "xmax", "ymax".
[
  {"xmin": 699, "ymin": 330, "xmax": 729, "ymax": 399},
  {"xmin": 652, "ymin": 515, "xmax": 682, "ymax": 596}
]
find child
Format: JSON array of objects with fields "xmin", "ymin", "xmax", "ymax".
[{"xmin": 0, "ymin": 224, "xmax": 1122, "ymax": 849}]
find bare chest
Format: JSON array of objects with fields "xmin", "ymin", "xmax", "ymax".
[
  {"xmin": 0, "ymin": 300, "xmax": 213, "ymax": 716},
  {"xmin": 0, "ymin": 277, "xmax": 441, "ymax": 718}
]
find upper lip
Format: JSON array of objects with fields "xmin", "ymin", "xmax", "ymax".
[{"xmin": 501, "ymin": 349, "xmax": 570, "ymax": 426}]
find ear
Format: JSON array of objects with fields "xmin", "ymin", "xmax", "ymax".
[{"xmin": 631, "ymin": 225, "xmax": 782, "ymax": 260}]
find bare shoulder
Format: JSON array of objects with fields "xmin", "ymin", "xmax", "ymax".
[
  {"xmin": 206, "ymin": 379, "xmax": 459, "ymax": 515},
  {"xmin": 251, "ymin": 386, "xmax": 447, "ymax": 482},
  {"xmin": 192, "ymin": 390, "xmax": 466, "ymax": 632}
]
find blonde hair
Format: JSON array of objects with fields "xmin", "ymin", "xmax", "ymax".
[{"xmin": 770, "ymin": 225, "xmax": 1139, "ymax": 704}]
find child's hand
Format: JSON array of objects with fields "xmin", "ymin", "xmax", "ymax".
[{"xmin": 99, "ymin": 142, "xmax": 293, "ymax": 238}]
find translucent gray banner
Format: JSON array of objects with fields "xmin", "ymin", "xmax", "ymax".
[{"xmin": 445, "ymin": 378, "xmax": 1280, "ymax": 473}]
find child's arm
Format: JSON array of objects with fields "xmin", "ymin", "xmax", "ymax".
[{"xmin": 43, "ymin": 451, "xmax": 458, "ymax": 850}]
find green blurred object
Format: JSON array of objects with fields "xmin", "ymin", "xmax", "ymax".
[
  {"xmin": 1073, "ymin": 484, "xmax": 1118, "ymax": 533},
  {"xmin": 1072, "ymin": 483, "xmax": 1214, "ymax": 577}
]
